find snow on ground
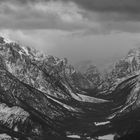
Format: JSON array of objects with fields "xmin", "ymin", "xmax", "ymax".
[
  {"xmin": 95, "ymin": 121, "xmax": 110, "ymax": 126},
  {"xmin": 67, "ymin": 135, "xmax": 80, "ymax": 139},
  {"xmin": 21, "ymin": 46, "xmax": 29, "ymax": 55},
  {"xmin": 98, "ymin": 134, "xmax": 114, "ymax": 140},
  {"xmin": 78, "ymin": 94, "xmax": 110, "ymax": 103},
  {"xmin": 0, "ymin": 134, "xmax": 11, "ymax": 140}
]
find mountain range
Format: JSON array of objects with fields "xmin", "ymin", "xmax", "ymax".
[{"xmin": 0, "ymin": 36, "xmax": 140, "ymax": 140}]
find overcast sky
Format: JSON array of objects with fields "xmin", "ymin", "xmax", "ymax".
[{"xmin": 0, "ymin": 0, "xmax": 140, "ymax": 69}]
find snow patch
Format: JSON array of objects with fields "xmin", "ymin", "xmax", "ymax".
[
  {"xmin": 95, "ymin": 121, "xmax": 110, "ymax": 126},
  {"xmin": 98, "ymin": 134, "xmax": 114, "ymax": 140},
  {"xmin": 78, "ymin": 94, "xmax": 109, "ymax": 103},
  {"xmin": 67, "ymin": 135, "xmax": 80, "ymax": 139},
  {"xmin": 0, "ymin": 134, "xmax": 11, "ymax": 139},
  {"xmin": 21, "ymin": 46, "xmax": 29, "ymax": 55},
  {"xmin": 47, "ymin": 95, "xmax": 79, "ymax": 112}
]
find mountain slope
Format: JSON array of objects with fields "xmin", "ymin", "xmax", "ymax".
[
  {"xmin": 0, "ymin": 37, "xmax": 111, "ymax": 139},
  {"xmin": 0, "ymin": 37, "xmax": 140, "ymax": 140}
]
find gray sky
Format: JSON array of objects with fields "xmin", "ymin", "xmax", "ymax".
[{"xmin": 0, "ymin": 0, "xmax": 140, "ymax": 69}]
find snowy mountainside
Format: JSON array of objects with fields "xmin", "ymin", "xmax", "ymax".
[{"xmin": 0, "ymin": 36, "xmax": 140, "ymax": 140}]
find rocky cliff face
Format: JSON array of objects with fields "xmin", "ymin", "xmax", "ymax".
[
  {"xmin": 73, "ymin": 62, "xmax": 103, "ymax": 96},
  {"xmin": 111, "ymin": 48, "xmax": 140, "ymax": 78},
  {"xmin": 97, "ymin": 47, "xmax": 140, "ymax": 95}
]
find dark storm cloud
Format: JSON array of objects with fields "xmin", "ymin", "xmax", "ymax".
[
  {"xmin": 5, "ymin": 0, "xmax": 140, "ymax": 14},
  {"xmin": 61, "ymin": 0, "xmax": 140, "ymax": 22},
  {"xmin": 0, "ymin": 0, "xmax": 140, "ymax": 33},
  {"xmin": 63, "ymin": 0, "xmax": 140, "ymax": 13},
  {"xmin": 2, "ymin": 0, "xmax": 140, "ymax": 22},
  {"xmin": 0, "ymin": 0, "xmax": 87, "ymax": 31}
]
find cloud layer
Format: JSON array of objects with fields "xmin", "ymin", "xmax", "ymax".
[
  {"xmin": 63, "ymin": 0, "xmax": 140, "ymax": 13},
  {"xmin": 2, "ymin": 0, "xmax": 140, "ymax": 13},
  {"xmin": 0, "ymin": 0, "xmax": 140, "ymax": 34},
  {"xmin": 1, "ymin": 0, "xmax": 140, "ymax": 70},
  {"xmin": 0, "ymin": 0, "xmax": 90, "ymax": 31}
]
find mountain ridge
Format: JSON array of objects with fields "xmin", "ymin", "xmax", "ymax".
[{"xmin": 0, "ymin": 36, "xmax": 140, "ymax": 140}]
